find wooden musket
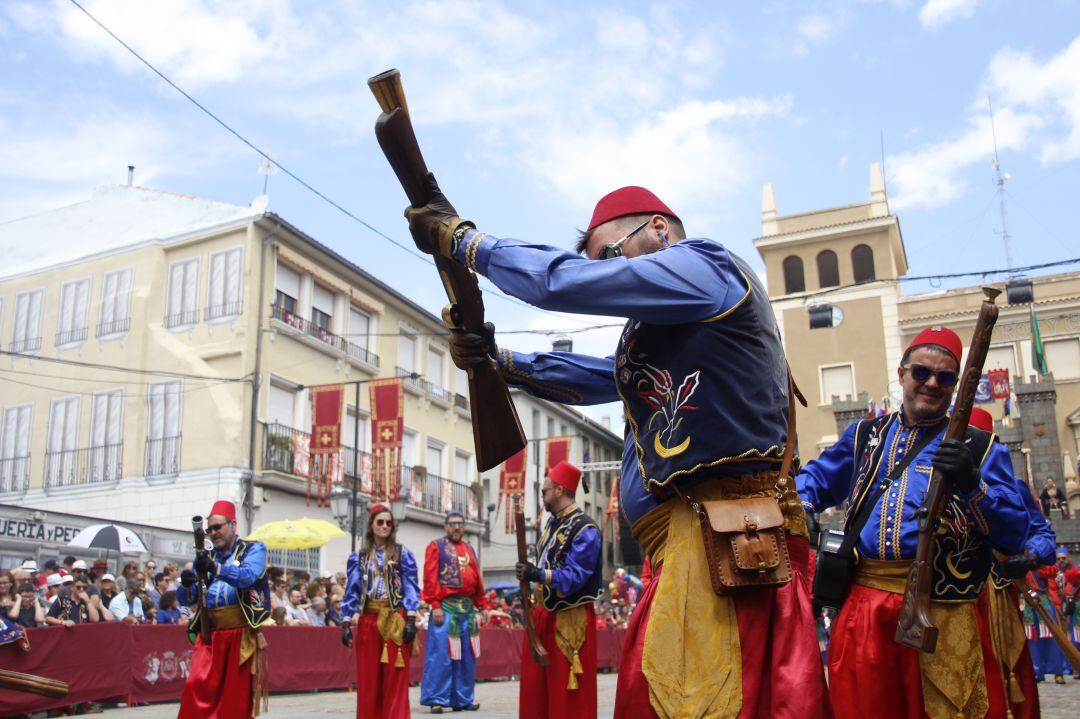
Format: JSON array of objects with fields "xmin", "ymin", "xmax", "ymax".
[
  {"xmin": 515, "ymin": 506, "xmax": 548, "ymax": 666},
  {"xmin": 0, "ymin": 669, "xmax": 68, "ymax": 698},
  {"xmin": 367, "ymin": 69, "xmax": 526, "ymax": 472},
  {"xmin": 191, "ymin": 515, "xmax": 213, "ymax": 645},
  {"xmin": 895, "ymin": 287, "xmax": 1001, "ymax": 652}
]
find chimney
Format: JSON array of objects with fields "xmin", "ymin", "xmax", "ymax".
[
  {"xmin": 600, "ymin": 416, "xmax": 611, "ymax": 430},
  {"xmin": 127, "ymin": 165, "xmax": 135, "ymax": 187},
  {"xmin": 761, "ymin": 182, "xmax": 778, "ymax": 235},
  {"xmin": 552, "ymin": 336, "xmax": 572, "ymax": 353}
]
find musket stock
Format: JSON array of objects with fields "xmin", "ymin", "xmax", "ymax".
[
  {"xmin": 0, "ymin": 669, "xmax": 68, "ymax": 698},
  {"xmin": 367, "ymin": 70, "xmax": 526, "ymax": 471},
  {"xmin": 516, "ymin": 507, "xmax": 548, "ymax": 666},
  {"xmin": 191, "ymin": 515, "xmax": 213, "ymax": 645}
]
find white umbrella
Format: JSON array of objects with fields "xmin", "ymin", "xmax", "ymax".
[{"xmin": 67, "ymin": 523, "xmax": 149, "ymax": 554}]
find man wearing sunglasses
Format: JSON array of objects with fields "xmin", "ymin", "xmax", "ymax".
[
  {"xmin": 420, "ymin": 511, "xmax": 488, "ymax": 713},
  {"xmin": 406, "ymin": 181, "xmax": 828, "ymax": 719},
  {"xmin": 797, "ymin": 326, "xmax": 1030, "ymax": 719},
  {"xmin": 177, "ymin": 500, "xmax": 272, "ymax": 719}
]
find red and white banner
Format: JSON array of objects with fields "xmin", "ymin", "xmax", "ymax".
[
  {"xmin": 370, "ymin": 378, "xmax": 404, "ymax": 502},
  {"xmin": 988, "ymin": 368, "xmax": 1011, "ymax": 399},
  {"xmin": 441, "ymin": 477, "xmax": 454, "ymax": 514},
  {"xmin": 467, "ymin": 486, "xmax": 479, "ymax": 521},
  {"xmin": 309, "ymin": 385, "xmax": 344, "ymax": 506},
  {"xmin": 498, "ymin": 446, "xmax": 528, "ymax": 533}
]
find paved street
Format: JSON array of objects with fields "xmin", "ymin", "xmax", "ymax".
[{"xmin": 86, "ymin": 673, "xmax": 1080, "ymax": 718}]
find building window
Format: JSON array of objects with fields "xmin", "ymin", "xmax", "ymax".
[
  {"xmin": 426, "ymin": 441, "xmax": 445, "ymax": 478},
  {"xmin": 266, "ymin": 548, "xmax": 320, "ymax": 575},
  {"xmin": 782, "ymin": 256, "xmax": 805, "ymax": 294},
  {"xmin": 311, "ymin": 284, "xmax": 334, "ymax": 332},
  {"xmin": 11, "ymin": 289, "xmax": 44, "ymax": 354},
  {"xmin": 99, "ymin": 269, "xmax": 133, "ymax": 337},
  {"xmin": 268, "ymin": 383, "xmax": 297, "ymax": 428},
  {"xmin": 816, "ymin": 250, "xmax": 840, "ymax": 288},
  {"xmin": 397, "ymin": 332, "xmax": 417, "ymax": 373},
  {"xmin": 56, "ymin": 279, "xmax": 91, "ymax": 347},
  {"xmin": 344, "ymin": 407, "xmax": 369, "ymax": 451},
  {"xmin": 206, "ymin": 248, "xmax": 243, "ymax": 321},
  {"xmin": 274, "ymin": 264, "xmax": 300, "ymax": 315},
  {"xmin": 985, "ymin": 345, "xmax": 1019, "ymax": 376},
  {"xmin": 146, "ymin": 380, "xmax": 182, "ymax": 477},
  {"xmin": 1045, "ymin": 338, "xmax": 1080, "ymax": 380},
  {"xmin": 455, "ymin": 451, "xmax": 472, "ymax": 485},
  {"xmin": 165, "ymin": 258, "xmax": 200, "ymax": 329},
  {"xmin": 819, "ymin": 363, "xmax": 855, "ymax": 405},
  {"xmin": 852, "ymin": 244, "xmax": 876, "ymax": 283},
  {"xmin": 90, "ymin": 390, "xmax": 123, "ymax": 483},
  {"xmin": 427, "ymin": 345, "xmax": 449, "ymax": 403},
  {"xmin": 45, "ymin": 397, "xmax": 80, "ymax": 487},
  {"xmin": 0, "ymin": 405, "xmax": 32, "ymax": 492},
  {"xmin": 346, "ymin": 306, "xmax": 378, "ymax": 366},
  {"xmin": 454, "ymin": 366, "xmax": 469, "ymax": 407}
]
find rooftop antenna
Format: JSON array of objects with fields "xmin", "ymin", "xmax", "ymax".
[
  {"xmin": 258, "ymin": 152, "xmax": 277, "ymax": 196},
  {"xmin": 988, "ymin": 97, "xmax": 1015, "ymax": 278}
]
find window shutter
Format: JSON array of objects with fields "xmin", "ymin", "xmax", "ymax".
[
  {"xmin": 12, "ymin": 295, "xmax": 28, "ymax": 343},
  {"xmin": 209, "ymin": 253, "xmax": 225, "ymax": 307},
  {"xmin": 1, "ymin": 408, "xmax": 16, "ymax": 459},
  {"xmin": 226, "ymin": 249, "xmax": 242, "ymax": 304},
  {"xmin": 118, "ymin": 270, "xmax": 133, "ymax": 321},
  {"xmin": 101, "ymin": 272, "xmax": 118, "ymax": 325},
  {"xmin": 168, "ymin": 264, "xmax": 184, "ymax": 317},
  {"xmin": 149, "ymin": 384, "xmax": 165, "ymax": 440},
  {"xmin": 312, "ymin": 284, "xmax": 334, "ymax": 314},
  {"xmin": 59, "ymin": 283, "xmax": 76, "ymax": 334},
  {"xmin": 275, "ymin": 263, "xmax": 300, "ymax": 299},
  {"xmin": 27, "ymin": 290, "xmax": 43, "ymax": 340},
  {"xmin": 165, "ymin": 382, "xmax": 181, "ymax": 437},
  {"xmin": 183, "ymin": 260, "xmax": 199, "ymax": 315},
  {"xmin": 107, "ymin": 392, "xmax": 123, "ymax": 445},
  {"xmin": 75, "ymin": 279, "xmax": 90, "ymax": 330},
  {"xmin": 92, "ymin": 394, "xmax": 107, "ymax": 447}
]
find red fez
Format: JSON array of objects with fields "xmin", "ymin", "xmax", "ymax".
[
  {"xmin": 969, "ymin": 407, "xmax": 993, "ymax": 433},
  {"xmin": 906, "ymin": 326, "xmax": 962, "ymax": 365},
  {"xmin": 208, "ymin": 500, "xmax": 236, "ymax": 522},
  {"xmin": 369, "ymin": 503, "xmax": 391, "ymax": 518},
  {"xmin": 587, "ymin": 186, "xmax": 678, "ymax": 232},
  {"xmin": 550, "ymin": 460, "xmax": 582, "ymax": 494}
]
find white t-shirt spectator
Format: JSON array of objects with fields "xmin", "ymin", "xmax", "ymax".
[
  {"xmin": 306, "ymin": 608, "xmax": 327, "ymax": 626},
  {"xmin": 109, "ymin": 592, "xmax": 145, "ymax": 621},
  {"xmin": 284, "ymin": 604, "xmax": 308, "ymax": 624}
]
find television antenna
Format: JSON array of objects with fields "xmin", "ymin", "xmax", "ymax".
[{"xmin": 988, "ymin": 97, "xmax": 1014, "ymax": 278}]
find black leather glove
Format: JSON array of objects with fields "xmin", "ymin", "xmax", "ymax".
[
  {"xmin": 403, "ymin": 174, "xmax": 473, "ymax": 258},
  {"xmin": 932, "ymin": 438, "xmax": 979, "ymax": 494},
  {"xmin": 341, "ymin": 624, "xmax": 353, "ymax": 648},
  {"xmin": 448, "ymin": 322, "xmax": 497, "ymax": 370},
  {"xmin": 516, "ymin": 561, "xmax": 543, "ymax": 584},
  {"xmin": 805, "ymin": 510, "xmax": 822, "ymax": 548},
  {"xmin": 402, "ymin": 617, "xmax": 417, "ymax": 645},
  {"xmin": 180, "ymin": 569, "xmax": 198, "ymax": 588},
  {"xmin": 193, "ymin": 554, "xmax": 217, "ymax": 580},
  {"xmin": 998, "ymin": 551, "xmax": 1038, "ymax": 580}
]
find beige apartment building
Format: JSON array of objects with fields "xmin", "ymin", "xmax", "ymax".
[
  {"xmin": 756, "ymin": 164, "xmax": 1080, "ymax": 485},
  {"xmin": 0, "ymin": 183, "xmax": 492, "ymax": 574}
]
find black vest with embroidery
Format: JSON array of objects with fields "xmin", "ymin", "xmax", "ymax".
[
  {"xmin": 847, "ymin": 414, "xmax": 995, "ymax": 601},
  {"xmin": 614, "ymin": 251, "xmax": 789, "ymax": 490},
  {"xmin": 537, "ymin": 506, "xmax": 602, "ymax": 611},
  {"xmin": 187, "ymin": 538, "xmax": 270, "ymax": 639}
]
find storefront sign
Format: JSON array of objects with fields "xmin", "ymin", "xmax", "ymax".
[{"xmin": 0, "ymin": 517, "xmax": 81, "ymax": 544}]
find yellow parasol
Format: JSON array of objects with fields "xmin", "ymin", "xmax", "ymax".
[
  {"xmin": 246, "ymin": 518, "xmax": 342, "ymax": 550},
  {"xmin": 292, "ymin": 517, "xmax": 347, "ymax": 540}
]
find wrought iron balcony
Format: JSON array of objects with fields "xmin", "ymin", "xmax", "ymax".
[
  {"xmin": 205, "ymin": 301, "xmax": 244, "ymax": 322},
  {"xmin": 271, "ymin": 306, "xmax": 380, "ymax": 367},
  {"xmin": 144, "ymin": 436, "xmax": 181, "ymax": 478},
  {"xmin": 96, "ymin": 317, "xmax": 131, "ymax": 337},
  {"xmin": 263, "ymin": 422, "xmax": 308, "ymax": 476},
  {"xmin": 9, "ymin": 337, "xmax": 41, "ymax": 354},
  {"xmin": 44, "ymin": 444, "xmax": 123, "ymax": 488},
  {"xmin": 426, "ymin": 382, "xmax": 452, "ymax": 405},
  {"xmin": 163, "ymin": 309, "xmax": 199, "ymax": 329},
  {"xmin": 55, "ymin": 327, "xmax": 88, "ymax": 347},
  {"xmin": 0, "ymin": 456, "xmax": 30, "ymax": 493},
  {"xmin": 395, "ymin": 366, "xmax": 426, "ymax": 394}
]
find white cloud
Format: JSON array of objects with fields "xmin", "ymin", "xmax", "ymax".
[
  {"xmin": 792, "ymin": 9, "xmax": 850, "ymax": 55},
  {"xmin": 918, "ymin": 0, "xmax": 980, "ymax": 30}
]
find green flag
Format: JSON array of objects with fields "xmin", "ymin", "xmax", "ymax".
[{"xmin": 1030, "ymin": 304, "xmax": 1049, "ymax": 375}]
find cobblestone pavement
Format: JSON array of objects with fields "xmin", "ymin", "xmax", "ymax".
[{"xmin": 81, "ymin": 673, "xmax": 1080, "ymax": 718}]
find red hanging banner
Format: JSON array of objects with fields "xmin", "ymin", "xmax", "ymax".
[
  {"xmin": 988, "ymin": 368, "xmax": 1011, "ymax": 400},
  {"xmin": 545, "ymin": 436, "xmax": 572, "ymax": 474},
  {"xmin": 369, "ymin": 378, "xmax": 404, "ymax": 502},
  {"xmin": 498, "ymin": 446, "xmax": 528, "ymax": 533},
  {"xmin": 603, "ymin": 475, "xmax": 620, "ymax": 540},
  {"xmin": 309, "ymin": 385, "xmax": 344, "ymax": 507}
]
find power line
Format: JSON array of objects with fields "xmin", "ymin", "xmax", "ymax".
[
  {"xmin": 65, "ymin": 0, "xmax": 596, "ymax": 328},
  {"xmin": 0, "ymin": 366, "xmax": 228, "ymax": 387},
  {"xmin": 0, "ymin": 374, "xmax": 236, "ymax": 399},
  {"xmin": 0, "ymin": 350, "xmax": 251, "ymax": 383}
]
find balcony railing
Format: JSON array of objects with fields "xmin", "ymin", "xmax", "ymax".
[
  {"xmin": 271, "ymin": 306, "xmax": 381, "ymax": 367},
  {"xmin": 97, "ymin": 317, "xmax": 131, "ymax": 337},
  {"xmin": 395, "ymin": 366, "xmax": 426, "ymax": 394},
  {"xmin": 10, "ymin": 337, "xmax": 41, "ymax": 354},
  {"xmin": 44, "ymin": 444, "xmax": 123, "ymax": 488},
  {"xmin": 0, "ymin": 456, "xmax": 30, "ymax": 493},
  {"xmin": 426, "ymin": 382, "xmax": 452, "ymax": 405},
  {"xmin": 55, "ymin": 327, "xmax": 88, "ymax": 346},
  {"xmin": 145, "ymin": 436, "xmax": 181, "ymax": 478},
  {"xmin": 163, "ymin": 309, "xmax": 199, "ymax": 329},
  {"xmin": 454, "ymin": 393, "xmax": 469, "ymax": 412},
  {"xmin": 264, "ymin": 422, "xmax": 309, "ymax": 475},
  {"xmin": 205, "ymin": 301, "xmax": 243, "ymax": 321}
]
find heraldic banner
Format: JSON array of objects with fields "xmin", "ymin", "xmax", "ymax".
[
  {"xmin": 545, "ymin": 435, "xmax": 571, "ymax": 473},
  {"xmin": 499, "ymin": 446, "xmax": 528, "ymax": 534},
  {"xmin": 369, "ymin": 378, "xmax": 404, "ymax": 502},
  {"xmin": 309, "ymin": 385, "xmax": 343, "ymax": 506},
  {"xmin": 987, "ymin": 368, "xmax": 1011, "ymax": 400}
]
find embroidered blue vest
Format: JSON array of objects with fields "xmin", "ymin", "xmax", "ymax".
[
  {"xmin": 436, "ymin": 538, "xmax": 477, "ymax": 589},
  {"xmin": 187, "ymin": 538, "xmax": 270, "ymax": 639},
  {"xmin": 847, "ymin": 414, "xmax": 995, "ymax": 601},
  {"xmin": 614, "ymin": 252, "xmax": 789, "ymax": 492},
  {"xmin": 354, "ymin": 545, "xmax": 407, "ymax": 612},
  {"xmin": 537, "ymin": 507, "xmax": 602, "ymax": 611}
]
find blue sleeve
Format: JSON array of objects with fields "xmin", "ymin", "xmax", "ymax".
[
  {"xmin": 400, "ymin": 547, "xmax": 421, "ymax": 614},
  {"xmin": 1021, "ymin": 486, "xmax": 1057, "ymax": 565},
  {"xmin": 965, "ymin": 441, "xmax": 1030, "ymax": 555},
  {"xmin": 340, "ymin": 552, "xmax": 362, "ymax": 618},
  {"xmin": 550, "ymin": 526, "xmax": 602, "ymax": 597},
  {"xmin": 457, "ymin": 231, "xmax": 749, "ymax": 324},
  {"xmin": 176, "ymin": 584, "xmax": 197, "ymax": 606},
  {"xmin": 795, "ymin": 422, "xmax": 858, "ymax": 513},
  {"xmin": 498, "ymin": 349, "xmax": 618, "ymax": 406},
  {"xmin": 216, "ymin": 542, "xmax": 267, "ymax": 590}
]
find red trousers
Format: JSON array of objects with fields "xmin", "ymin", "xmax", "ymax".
[
  {"xmin": 614, "ymin": 535, "xmax": 830, "ymax": 718},
  {"xmin": 978, "ymin": 588, "xmax": 1040, "ymax": 719},
  {"xmin": 355, "ymin": 610, "xmax": 412, "ymax": 719},
  {"xmin": 829, "ymin": 583, "xmax": 1007, "ymax": 719},
  {"xmin": 179, "ymin": 628, "xmax": 254, "ymax": 719},
  {"xmin": 519, "ymin": 604, "xmax": 597, "ymax": 719}
]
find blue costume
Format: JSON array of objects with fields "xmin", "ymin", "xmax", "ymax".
[{"xmin": 177, "ymin": 538, "xmax": 270, "ymax": 617}]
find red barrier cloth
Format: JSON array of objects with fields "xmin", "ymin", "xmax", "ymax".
[
  {"xmin": 0, "ymin": 624, "xmax": 625, "ymax": 714},
  {"xmin": 520, "ymin": 604, "xmax": 598, "ymax": 719},
  {"xmin": 179, "ymin": 629, "xmax": 254, "ymax": 719},
  {"xmin": 356, "ymin": 612, "xmax": 411, "ymax": 719},
  {"xmin": 615, "ymin": 536, "xmax": 830, "ymax": 719}
]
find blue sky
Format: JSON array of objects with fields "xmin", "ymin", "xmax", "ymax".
[{"xmin": 2, "ymin": 0, "xmax": 1079, "ymax": 425}]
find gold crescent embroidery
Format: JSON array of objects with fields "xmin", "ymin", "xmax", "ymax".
[
  {"xmin": 654, "ymin": 432, "xmax": 691, "ymax": 458},
  {"xmin": 945, "ymin": 553, "xmax": 972, "ymax": 580}
]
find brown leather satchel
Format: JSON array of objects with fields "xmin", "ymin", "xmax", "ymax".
[{"xmin": 673, "ymin": 369, "xmax": 804, "ymax": 595}]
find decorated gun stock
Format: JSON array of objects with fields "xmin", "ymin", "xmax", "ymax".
[{"xmin": 367, "ymin": 69, "xmax": 526, "ymax": 472}]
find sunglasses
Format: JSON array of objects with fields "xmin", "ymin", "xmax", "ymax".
[
  {"xmin": 207, "ymin": 522, "xmax": 229, "ymax": 532},
  {"xmin": 373, "ymin": 519, "xmax": 393, "ymax": 528},
  {"xmin": 447, "ymin": 521, "xmax": 465, "ymax": 528},
  {"xmin": 598, "ymin": 219, "xmax": 650, "ymax": 260},
  {"xmin": 903, "ymin": 363, "xmax": 958, "ymax": 388}
]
